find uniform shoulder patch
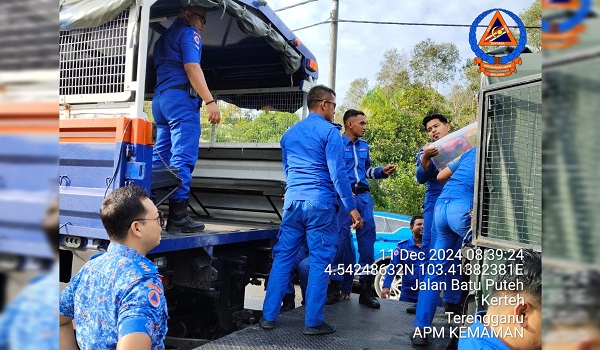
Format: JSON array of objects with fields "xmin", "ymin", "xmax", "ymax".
[{"xmin": 133, "ymin": 260, "xmax": 158, "ymax": 275}]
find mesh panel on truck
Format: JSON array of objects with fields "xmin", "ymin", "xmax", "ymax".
[
  {"xmin": 476, "ymin": 78, "xmax": 542, "ymax": 249},
  {"xmin": 59, "ymin": 9, "xmax": 134, "ymax": 103}
]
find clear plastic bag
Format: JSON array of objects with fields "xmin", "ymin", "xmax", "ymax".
[{"xmin": 430, "ymin": 122, "xmax": 478, "ymax": 170}]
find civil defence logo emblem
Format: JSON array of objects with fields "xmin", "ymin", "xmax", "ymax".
[{"xmin": 469, "ymin": 9, "xmax": 527, "ymax": 77}]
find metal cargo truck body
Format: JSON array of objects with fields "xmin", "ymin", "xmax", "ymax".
[{"xmin": 58, "ymin": 0, "xmax": 318, "ymax": 342}]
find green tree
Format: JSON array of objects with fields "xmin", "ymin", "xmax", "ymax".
[
  {"xmin": 375, "ymin": 48, "xmax": 411, "ymax": 93},
  {"xmin": 336, "ymin": 77, "xmax": 369, "ymax": 124},
  {"xmin": 360, "ymin": 84, "xmax": 448, "ymax": 215},
  {"xmin": 409, "ymin": 38, "xmax": 460, "ymax": 89},
  {"xmin": 519, "ymin": 0, "xmax": 541, "ymax": 51}
]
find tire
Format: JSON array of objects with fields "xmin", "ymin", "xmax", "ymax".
[{"xmin": 374, "ymin": 260, "xmax": 402, "ymax": 300}]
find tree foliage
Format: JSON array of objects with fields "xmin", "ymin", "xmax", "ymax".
[
  {"xmin": 519, "ymin": 0, "xmax": 541, "ymax": 51},
  {"xmin": 409, "ymin": 38, "xmax": 460, "ymax": 89}
]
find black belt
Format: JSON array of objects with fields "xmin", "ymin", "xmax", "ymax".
[
  {"xmin": 163, "ymin": 83, "xmax": 198, "ymax": 97},
  {"xmin": 352, "ymin": 186, "xmax": 369, "ymax": 195},
  {"xmin": 165, "ymin": 83, "xmax": 189, "ymax": 91}
]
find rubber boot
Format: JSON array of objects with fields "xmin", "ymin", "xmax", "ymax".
[
  {"xmin": 166, "ymin": 199, "xmax": 205, "ymax": 233},
  {"xmin": 358, "ymin": 276, "xmax": 380, "ymax": 309}
]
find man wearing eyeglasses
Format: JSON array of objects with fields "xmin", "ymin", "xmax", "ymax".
[
  {"xmin": 152, "ymin": 6, "xmax": 220, "ymax": 233},
  {"xmin": 59, "ymin": 186, "xmax": 168, "ymax": 350},
  {"xmin": 260, "ymin": 85, "xmax": 363, "ymax": 335}
]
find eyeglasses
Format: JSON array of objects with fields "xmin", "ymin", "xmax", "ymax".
[
  {"xmin": 188, "ymin": 10, "xmax": 207, "ymax": 25},
  {"xmin": 134, "ymin": 211, "xmax": 165, "ymax": 227},
  {"xmin": 310, "ymin": 99, "xmax": 337, "ymax": 109}
]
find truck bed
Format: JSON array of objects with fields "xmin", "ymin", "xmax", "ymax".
[
  {"xmin": 196, "ymin": 299, "xmax": 456, "ymax": 350},
  {"xmin": 150, "ymin": 217, "xmax": 279, "ymax": 254}
]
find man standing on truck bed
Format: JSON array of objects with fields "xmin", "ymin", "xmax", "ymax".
[
  {"xmin": 412, "ymin": 147, "xmax": 476, "ymax": 346},
  {"xmin": 329, "ymin": 109, "xmax": 396, "ymax": 309},
  {"xmin": 260, "ymin": 85, "xmax": 363, "ymax": 335},
  {"xmin": 152, "ymin": 5, "xmax": 221, "ymax": 233},
  {"xmin": 59, "ymin": 186, "xmax": 168, "ymax": 350},
  {"xmin": 416, "ymin": 113, "xmax": 462, "ymax": 313}
]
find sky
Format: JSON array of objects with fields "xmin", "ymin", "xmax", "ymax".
[{"xmin": 265, "ymin": 0, "xmax": 535, "ymax": 104}]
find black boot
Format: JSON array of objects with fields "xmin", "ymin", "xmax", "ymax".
[
  {"xmin": 359, "ymin": 276, "xmax": 380, "ymax": 309},
  {"xmin": 325, "ymin": 281, "xmax": 341, "ymax": 305},
  {"xmin": 167, "ymin": 199, "xmax": 205, "ymax": 233},
  {"xmin": 280, "ymin": 293, "xmax": 296, "ymax": 312}
]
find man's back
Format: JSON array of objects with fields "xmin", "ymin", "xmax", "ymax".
[
  {"xmin": 60, "ymin": 243, "xmax": 167, "ymax": 350},
  {"xmin": 281, "ymin": 114, "xmax": 344, "ymax": 204},
  {"xmin": 439, "ymin": 147, "xmax": 477, "ymax": 200}
]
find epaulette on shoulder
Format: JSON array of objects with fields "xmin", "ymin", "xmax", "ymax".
[{"xmin": 133, "ymin": 260, "xmax": 158, "ymax": 275}]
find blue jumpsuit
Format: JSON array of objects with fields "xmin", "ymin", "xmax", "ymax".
[
  {"xmin": 59, "ymin": 243, "xmax": 169, "ymax": 349},
  {"xmin": 0, "ymin": 264, "xmax": 59, "ymax": 350},
  {"xmin": 299, "ymin": 209, "xmax": 356, "ymax": 296},
  {"xmin": 338, "ymin": 134, "xmax": 387, "ymax": 281},
  {"xmin": 415, "ymin": 148, "xmax": 476, "ymax": 329},
  {"xmin": 416, "ymin": 146, "xmax": 462, "ymax": 306},
  {"xmin": 382, "ymin": 237, "xmax": 426, "ymax": 303},
  {"xmin": 458, "ymin": 311, "xmax": 511, "ymax": 349},
  {"xmin": 262, "ymin": 113, "xmax": 356, "ymax": 328},
  {"xmin": 152, "ymin": 18, "xmax": 203, "ymax": 201}
]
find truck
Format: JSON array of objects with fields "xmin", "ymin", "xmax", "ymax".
[
  {"xmin": 58, "ymin": 0, "xmax": 318, "ymax": 344},
  {"xmin": 55, "ymin": 0, "xmax": 544, "ymax": 348}
]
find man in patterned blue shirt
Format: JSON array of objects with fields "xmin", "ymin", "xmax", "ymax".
[
  {"xmin": 332, "ymin": 109, "xmax": 396, "ymax": 310},
  {"xmin": 260, "ymin": 85, "xmax": 363, "ymax": 335},
  {"xmin": 59, "ymin": 186, "xmax": 168, "ymax": 350}
]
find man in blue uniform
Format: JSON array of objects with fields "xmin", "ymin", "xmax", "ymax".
[
  {"xmin": 334, "ymin": 109, "xmax": 396, "ymax": 310},
  {"xmin": 416, "ymin": 113, "xmax": 462, "ymax": 313},
  {"xmin": 0, "ymin": 199, "xmax": 59, "ymax": 350},
  {"xmin": 381, "ymin": 215, "xmax": 426, "ymax": 314},
  {"xmin": 459, "ymin": 249, "xmax": 541, "ymax": 350},
  {"xmin": 260, "ymin": 85, "xmax": 363, "ymax": 335},
  {"xmin": 59, "ymin": 186, "xmax": 168, "ymax": 350},
  {"xmin": 412, "ymin": 147, "xmax": 476, "ymax": 346},
  {"xmin": 416, "ymin": 113, "xmax": 450, "ymax": 254},
  {"xmin": 152, "ymin": 6, "xmax": 221, "ymax": 233}
]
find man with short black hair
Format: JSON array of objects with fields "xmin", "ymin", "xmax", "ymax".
[
  {"xmin": 329, "ymin": 109, "xmax": 396, "ymax": 309},
  {"xmin": 260, "ymin": 85, "xmax": 363, "ymax": 335},
  {"xmin": 459, "ymin": 249, "xmax": 542, "ymax": 350},
  {"xmin": 381, "ymin": 215, "xmax": 426, "ymax": 314},
  {"xmin": 59, "ymin": 186, "xmax": 168, "ymax": 350},
  {"xmin": 152, "ymin": 5, "xmax": 221, "ymax": 233}
]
